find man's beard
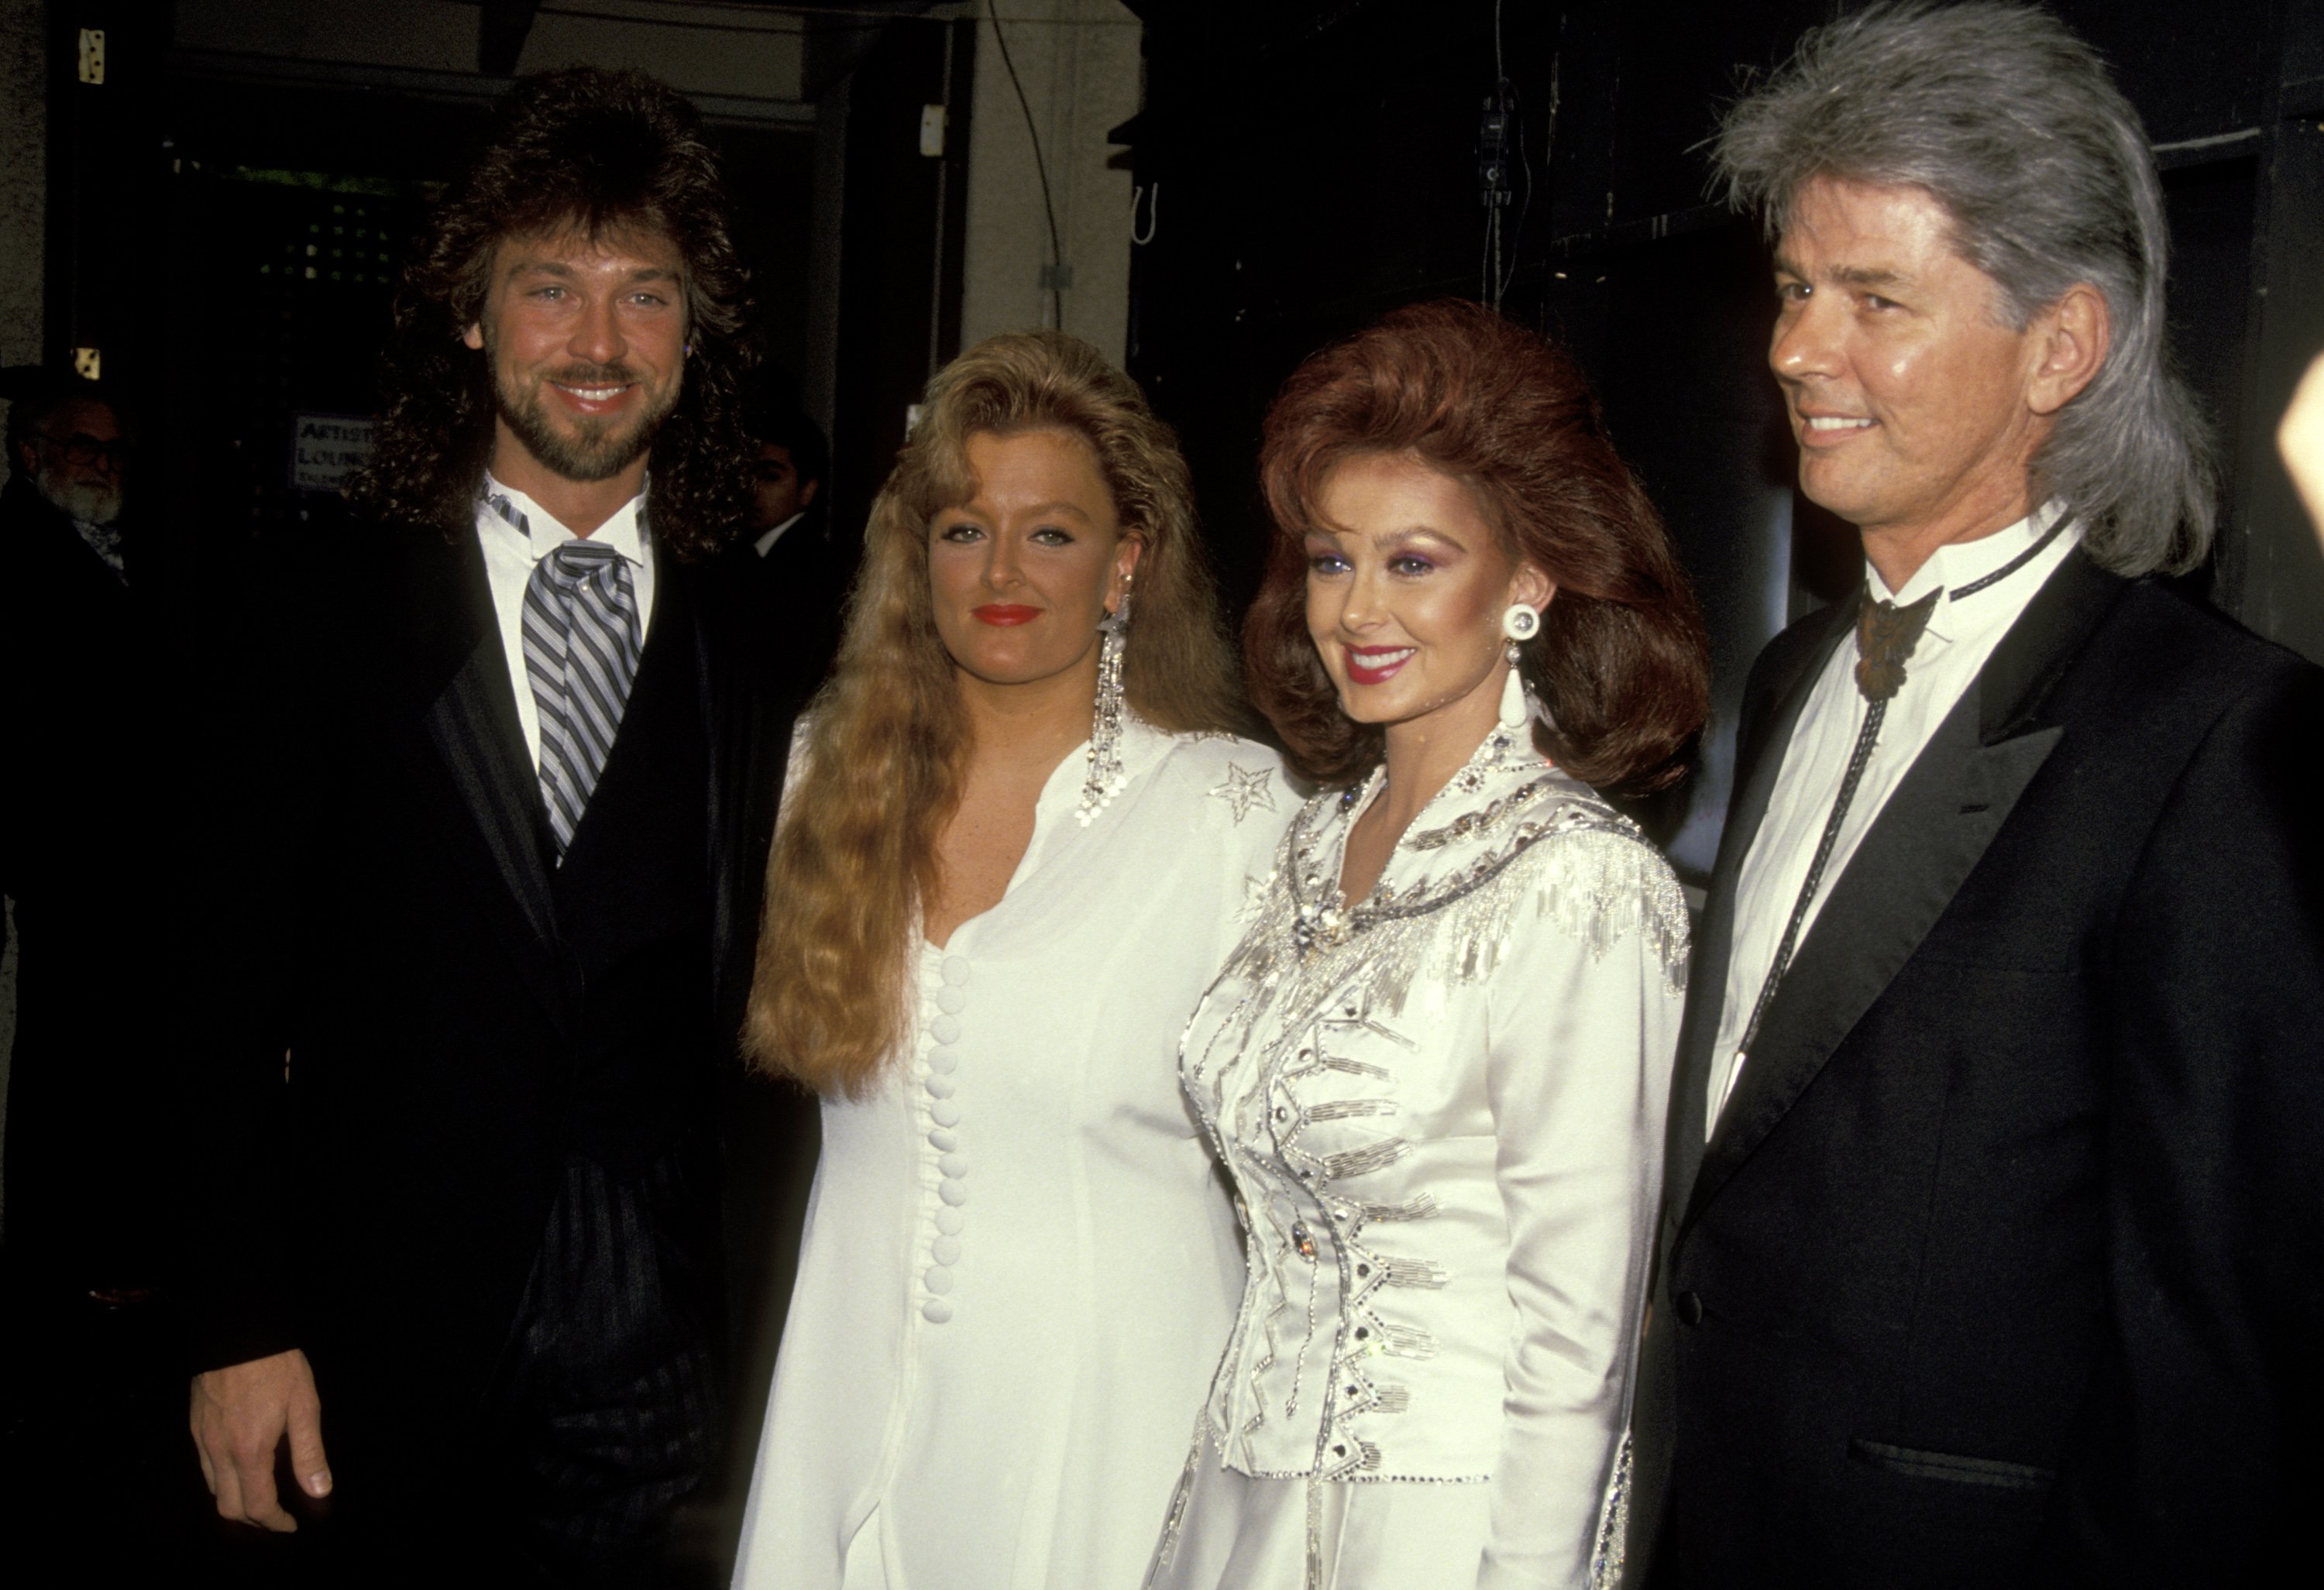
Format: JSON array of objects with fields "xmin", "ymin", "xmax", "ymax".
[
  {"xmin": 38, "ymin": 474, "xmax": 122, "ymax": 526},
  {"xmin": 493, "ymin": 359, "xmax": 680, "ymax": 484}
]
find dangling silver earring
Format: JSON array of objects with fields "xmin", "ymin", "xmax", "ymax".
[
  {"xmin": 1078, "ymin": 570, "xmax": 1133, "ymax": 825},
  {"xmin": 1499, "ymin": 602, "xmax": 1540, "ymax": 731}
]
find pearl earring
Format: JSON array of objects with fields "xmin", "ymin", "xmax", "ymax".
[{"xmin": 1499, "ymin": 603, "xmax": 1540, "ymax": 730}]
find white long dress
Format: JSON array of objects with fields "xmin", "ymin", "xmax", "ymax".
[
  {"xmin": 733, "ymin": 717, "xmax": 1295, "ymax": 1590},
  {"xmin": 1148, "ymin": 722, "xmax": 1687, "ymax": 1590}
]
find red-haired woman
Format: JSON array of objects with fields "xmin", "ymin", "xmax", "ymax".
[{"xmin": 1149, "ymin": 301, "xmax": 1710, "ymax": 1590}]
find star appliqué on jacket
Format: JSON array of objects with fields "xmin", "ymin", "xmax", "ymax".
[{"xmin": 1209, "ymin": 762, "xmax": 1278, "ymax": 824}]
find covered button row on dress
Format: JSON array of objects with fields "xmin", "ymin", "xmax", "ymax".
[{"xmin": 920, "ymin": 953, "xmax": 974, "ymax": 1324}]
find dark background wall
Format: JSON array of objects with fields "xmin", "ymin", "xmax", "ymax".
[
  {"xmin": 33, "ymin": 2, "xmax": 821, "ymax": 550},
  {"xmin": 26, "ymin": 4, "xmax": 2323, "ymax": 876},
  {"xmin": 17, "ymin": 0, "xmax": 1121, "ymax": 564},
  {"xmin": 1119, "ymin": 0, "xmax": 2324, "ymax": 877}
]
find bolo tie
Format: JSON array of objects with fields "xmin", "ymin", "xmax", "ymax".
[{"xmin": 1724, "ymin": 517, "xmax": 2068, "ymax": 1108}]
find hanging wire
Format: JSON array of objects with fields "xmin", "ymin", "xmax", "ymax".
[
  {"xmin": 1497, "ymin": 85, "xmax": 1533, "ymax": 305},
  {"xmin": 988, "ymin": 0, "xmax": 1068, "ymax": 330},
  {"xmin": 1482, "ymin": 198, "xmax": 1501, "ymax": 307},
  {"xmin": 1481, "ymin": 0, "xmax": 1533, "ymax": 310},
  {"xmin": 1480, "ymin": 0, "xmax": 1505, "ymax": 306}
]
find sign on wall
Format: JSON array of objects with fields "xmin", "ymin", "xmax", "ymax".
[{"xmin": 290, "ymin": 413, "xmax": 376, "ymax": 493}]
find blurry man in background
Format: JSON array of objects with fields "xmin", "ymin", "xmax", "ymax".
[
  {"xmin": 748, "ymin": 402, "xmax": 824, "ymax": 556},
  {"xmin": 0, "ymin": 374, "xmax": 173, "ymax": 1303},
  {"xmin": 734, "ymin": 395, "xmax": 848, "ymax": 704},
  {"xmin": 0, "ymin": 370, "xmax": 196, "ymax": 1559},
  {"xmin": 6, "ymin": 380, "xmax": 127, "ymax": 572}
]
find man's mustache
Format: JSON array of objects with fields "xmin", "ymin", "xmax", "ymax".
[{"xmin": 539, "ymin": 363, "xmax": 641, "ymax": 388}]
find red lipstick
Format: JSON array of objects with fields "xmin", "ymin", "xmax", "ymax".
[
  {"xmin": 1342, "ymin": 644, "xmax": 1417, "ymax": 685},
  {"xmin": 973, "ymin": 604, "xmax": 1042, "ymax": 626}
]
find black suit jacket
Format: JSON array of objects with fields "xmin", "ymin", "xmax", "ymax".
[
  {"xmin": 1629, "ymin": 550, "xmax": 2324, "ymax": 1588},
  {"xmin": 181, "ymin": 515, "xmax": 789, "ymax": 1434},
  {"xmin": 725, "ymin": 509, "xmax": 853, "ymax": 716}
]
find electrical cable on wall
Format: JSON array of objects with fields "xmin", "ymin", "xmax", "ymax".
[
  {"xmin": 988, "ymin": 0, "xmax": 1068, "ymax": 331},
  {"xmin": 1479, "ymin": 0, "xmax": 1532, "ymax": 311},
  {"xmin": 1499, "ymin": 90, "xmax": 1534, "ymax": 306}
]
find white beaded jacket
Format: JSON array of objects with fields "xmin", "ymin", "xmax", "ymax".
[{"xmin": 1176, "ymin": 724, "xmax": 1687, "ymax": 1585}]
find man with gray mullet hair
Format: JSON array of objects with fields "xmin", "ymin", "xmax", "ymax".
[{"xmin": 1627, "ymin": 4, "xmax": 2324, "ymax": 1585}]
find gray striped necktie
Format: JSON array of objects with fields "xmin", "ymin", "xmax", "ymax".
[{"xmin": 521, "ymin": 537, "xmax": 642, "ymax": 857}]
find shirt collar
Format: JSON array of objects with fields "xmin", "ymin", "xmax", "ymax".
[
  {"xmin": 479, "ymin": 474, "xmax": 651, "ymax": 568},
  {"xmin": 753, "ymin": 510, "xmax": 806, "ymax": 558},
  {"xmin": 1868, "ymin": 499, "xmax": 2073, "ymax": 644}
]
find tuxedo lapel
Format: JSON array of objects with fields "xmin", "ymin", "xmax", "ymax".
[
  {"xmin": 685, "ymin": 549, "xmax": 789, "ymax": 1042},
  {"xmin": 1681, "ymin": 548, "xmax": 2127, "ymax": 1232},
  {"xmin": 1683, "ymin": 699, "xmax": 2061, "ymax": 1226},
  {"xmin": 421, "ymin": 634, "xmax": 559, "ymax": 947},
  {"xmin": 683, "ymin": 556, "xmax": 743, "ymax": 1000},
  {"xmin": 397, "ymin": 527, "xmax": 566, "ymax": 1021}
]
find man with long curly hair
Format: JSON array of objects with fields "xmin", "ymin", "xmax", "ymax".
[{"xmin": 180, "ymin": 68, "xmax": 784, "ymax": 1581}]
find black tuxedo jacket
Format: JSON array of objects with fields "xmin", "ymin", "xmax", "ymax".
[
  {"xmin": 180, "ymin": 514, "xmax": 788, "ymax": 1436},
  {"xmin": 1629, "ymin": 551, "xmax": 2324, "ymax": 1588}
]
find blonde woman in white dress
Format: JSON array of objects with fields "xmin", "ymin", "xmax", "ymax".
[
  {"xmin": 1149, "ymin": 301, "xmax": 1711, "ymax": 1590},
  {"xmin": 731, "ymin": 331, "xmax": 1292, "ymax": 1590}
]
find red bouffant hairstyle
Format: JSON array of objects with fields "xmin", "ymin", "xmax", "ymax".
[{"xmin": 1246, "ymin": 300, "xmax": 1710, "ymax": 795}]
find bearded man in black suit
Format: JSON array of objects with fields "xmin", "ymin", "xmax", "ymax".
[
  {"xmin": 1628, "ymin": 5, "xmax": 2324, "ymax": 1586},
  {"xmin": 183, "ymin": 69, "xmax": 787, "ymax": 1582}
]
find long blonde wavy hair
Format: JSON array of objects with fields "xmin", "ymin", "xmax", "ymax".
[{"xmin": 745, "ymin": 331, "xmax": 1245, "ymax": 1097}]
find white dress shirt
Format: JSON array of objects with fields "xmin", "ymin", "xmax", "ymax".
[
  {"xmin": 1707, "ymin": 503, "xmax": 2077, "ymax": 1135},
  {"xmin": 473, "ymin": 476, "xmax": 656, "ymax": 773},
  {"xmin": 68, "ymin": 514, "xmax": 127, "ymax": 579},
  {"xmin": 751, "ymin": 510, "xmax": 805, "ymax": 558}
]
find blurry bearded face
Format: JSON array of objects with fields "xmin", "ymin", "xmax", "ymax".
[{"xmin": 25, "ymin": 397, "xmax": 125, "ymax": 525}]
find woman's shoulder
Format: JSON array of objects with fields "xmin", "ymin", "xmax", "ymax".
[
  {"xmin": 1142, "ymin": 727, "xmax": 1298, "ymax": 829},
  {"xmin": 1148, "ymin": 726, "xmax": 1284, "ymax": 773},
  {"xmin": 1514, "ymin": 771, "xmax": 1667, "ymax": 860},
  {"xmin": 1494, "ymin": 774, "xmax": 1690, "ymax": 984}
]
